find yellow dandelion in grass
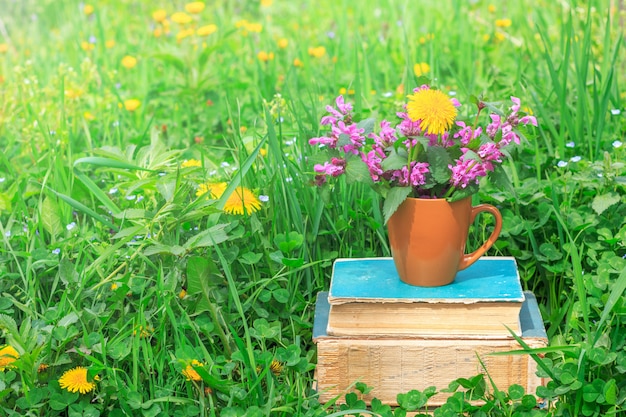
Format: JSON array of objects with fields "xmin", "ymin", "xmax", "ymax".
[
  {"xmin": 293, "ymin": 58, "xmax": 304, "ymax": 68},
  {"xmin": 245, "ymin": 22, "xmax": 263, "ymax": 33},
  {"xmin": 413, "ymin": 62, "xmax": 430, "ymax": 77},
  {"xmin": 81, "ymin": 41, "xmax": 95, "ymax": 51},
  {"xmin": 182, "ymin": 359, "xmax": 203, "ymax": 381},
  {"xmin": 406, "ymin": 88, "xmax": 457, "ymax": 136},
  {"xmin": 197, "ymin": 24, "xmax": 217, "ymax": 36},
  {"xmin": 235, "ymin": 19, "xmax": 248, "ymax": 29},
  {"xmin": 257, "ymin": 51, "xmax": 274, "ymax": 62},
  {"xmin": 152, "ymin": 9, "xmax": 167, "ymax": 22},
  {"xmin": 261, "ymin": 0, "xmax": 273, "ymax": 7},
  {"xmin": 181, "ymin": 159, "xmax": 202, "ymax": 168},
  {"xmin": 308, "ymin": 46, "xmax": 326, "ymax": 58},
  {"xmin": 123, "ymin": 99, "xmax": 141, "ymax": 112},
  {"xmin": 121, "ymin": 55, "xmax": 137, "ymax": 69},
  {"xmin": 0, "ymin": 345, "xmax": 19, "ymax": 371},
  {"xmin": 488, "ymin": 4, "xmax": 496, "ymax": 13},
  {"xmin": 0, "ymin": 44, "xmax": 7, "ymax": 53},
  {"xmin": 270, "ymin": 359, "xmax": 283, "ymax": 376},
  {"xmin": 171, "ymin": 11, "xmax": 192, "ymax": 25},
  {"xmin": 83, "ymin": 4, "xmax": 94, "ymax": 15},
  {"xmin": 196, "ymin": 181, "xmax": 227, "ymax": 198},
  {"xmin": 65, "ymin": 88, "xmax": 84, "ymax": 100},
  {"xmin": 0, "ymin": 75, "xmax": 5, "ymax": 84},
  {"xmin": 105, "ymin": 39, "xmax": 115, "ymax": 48},
  {"xmin": 153, "ymin": 27, "xmax": 163, "ymax": 38},
  {"xmin": 83, "ymin": 111, "xmax": 95, "ymax": 121},
  {"xmin": 176, "ymin": 28, "xmax": 195, "ymax": 42},
  {"xmin": 185, "ymin": 2, "xmax": 205, "ymax": 14},
  {"xmin": 196, "ymin": 182, "xmax": 261, "ymax": 215},
  {"xmin": 495, "ymin": 18, "xmax": 512, "ymax": 28},
  {"xmin": 277, "ymin": 38, "xmax": 288, "ymax": 49},
  {"xmin": 58, "ymin": 367, "xmax": 98, "ymax": 394}
]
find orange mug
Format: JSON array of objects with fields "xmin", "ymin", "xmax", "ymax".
[{"xmin": 387, "ymin": 196, "xmax": 502, "ymax": 287}]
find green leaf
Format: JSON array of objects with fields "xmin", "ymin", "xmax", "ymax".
[
  {"xmin": 539, "ymin": 242, "xmax": 563, "ymax": 261},
  {"xmin": 383, "ymin": 187, "xmax": 411, "ymax": 224},
  {"xmin": 112, "ymin": 209, "xmax": 147, "ymax": 220},
  {"xmin": 186, "ymin": 256, "xmax": 221, "ymax": 296},
  {"xmin": 397, "ymin": 389, "xmax": 429, "ymax": 410},
  {"xmin": 182, "ymin": 224, "xmax": 229, "ymax": 250},
  {"xmin": 381, "ymin": 148, "xmax": 409, "ymax": 171},
  {"xmin": 143, "ymin": 244, "xmax": 185, "ymax": 257},
  {"xmin": 425, "ymin": 146, "xmax": 452, "ymax": 184},
  {"xmin": 603, "ymin": 379, "xmax": 617, "ymax": 405},
  {"xmin": 357, "ymin": 117, "xmax": 376, "ymax": 135},
  {"xmin": 344, "ymin": 158, "xmax": 373, "ymax": 185},
  {"xmin": 0, "ymin": 192, "xmax": 11, "ymax": 212},
  {"xmin": 41, "ymin": 197, "xmax": 63, "ymax": 239},
  {"xmin": 507, "ymin": 384, "xmax": 525, "ymax": 400},
  {"xmin": 591, "ymin": 192, "xmax": 620, "ymax": 215}
]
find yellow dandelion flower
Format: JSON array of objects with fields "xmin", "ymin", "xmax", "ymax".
[
  {"xmin": 270, "ymin": 359, "xmax": 283, "ymax": 376},
  {"xmin": 240, "ymin": 126, "xmax": 248, "ymax": 133},
  {"xmin": 413, "ymin": 62, "xmax": 430, "ymax": 77},
  {"xmin": 58, "ymin": 367, "xmax": 97, "ymax": 394},
  {"xmin": 419, "ymin": 36, "xmax": 426, "ymax": 44},
  {"xmin": 261, "ymin": 0, "xmax": 273, "ymax": 7},
  {"xmin": 257, "ymin": 51, "xmax": 274, "ymax": 62},
  {"xmin": 105, "ymin": 39, "xmax": 115, "ymax": 48},
  {"xmin": 121, "ymin": 55, "xmax": 137, "ymax": 69},
  {"xmin": 406, "ymin": 88, "xmax": 457, "ymax": 136},
  {"xmin": 110, "ymin": 283, "xmax": 118, "ymax": 290},
  {"xmin": 185, "ymin": 2, "xmax": 205, "ymax": 14},
  {"xmin": 224, "ymin": 187, "xmax": 261, "ymax": 215},
  {"xmin": 81, "ymin": 41, "xmax": 95, "ymax": 51},
  {"xmin": 245, "ymin": 22, "xmax": 263, "ymax": 33},
  {"xmin": 152, "ymin": 9, "xmax": 167, "ymax": 22},
  {"xmin": 259, "ymin": 148, "xmax": 267, "ymax": 157},
  {"xmin": 83, "ymin": 4, "xmax": 94, "ymax": 15},
  {"xmin": 83, "ymin": 111, "xmax": 95, "ymax": 121},
  {"xmin": 482, "ymin": 34, "xmax": 491, "ymax": 42},
  {"xmin": 65, "ymin": 88, "xmax": 84, "ymax": 99},
  {"xmin": 179, "ymin": 288, "xmax": 187, "ymax": 299},
  {"xmin": 0, "ymin": 345, "xmax": 19, "ymax": 371},
  {"xmin": 235, "ymin": 19, "xmax": 248, "ymax": 28},
  {"xmin": 133, "ymin": 325, "xmax": 153, "ymax": 338},
  {"xmin": 196, "ymin": 182, "xmax": 227, "ymax": 198},
  {"xmin": 123, "ymin": 99, "xmax": 141, "ymax": 112},
  {"xmin": 0, "ymin": 44, "xmax": 7, "ymax": 53},
  {"xmin": 182, "ymin": 359, "xmax": 203, "ymax": 381},
  {"xmin": 154, "ymin": 27, "xmax": 163, "ymax": 37},
  {"xmin": 293, "ymin": 58, "xmax": 304, "ymax": 67},
  {"xmin": 196, "ymin": 182, "xmax": 261, "ymax": 215},
  {"xmin": 277, "ymin": 38, "xmax": 288, "ymax": 49},
  {"xmin": 339, "ymin": 87, "xmax": 347, "ymax": 95},
  {"xmin": 197, "ymin": 24, "xmax": 217, "ymax": 36},
  {"xmin": 494, "ymin": 32, "xmax": 506, "ymax": 42},
  {"xmin": 176, "ymin": 28, "xmax": 195, "ymax": 42},
  {"xmin": 0, "ymin": 75, "xmax": 5, "ymax": 84},
  {"xmin": 171, "ymin": 12, "xmax": 192, "ymax": 25},
  {"xmin": 495, "ymin": 18, "xmax": 512, "ymax": 28},
  {"xmin": 488, "ymin": 4, "xmax": 496, "ymax": 13},
  {"xmin": 308, "ymin": 46, "xmax": 326, "ymax": 58},
  {"xmin": 181, "ymin": 159, "xmax": 202, "ymax": 168}
]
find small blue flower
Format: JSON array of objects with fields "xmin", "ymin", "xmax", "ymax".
[
  {"xmin": 66, "ymin": 222, "xmax": 77, "ymax": 231},
  {"xmin": 259, "ymin": 195, "xmax": 269, "ymax": 202},
  {"xmin": 557, "ymin": 160, "xmax": 568, "ymax": 168},
  {"xmin": 570, "ymin": 156, "xmax": 581, "ymax": 163},
  {"xmin": 52, "ymin": 248, "xmax": 61, "ymax": 255}
]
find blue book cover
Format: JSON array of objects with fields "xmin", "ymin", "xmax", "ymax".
[{"xmin": 328, "ymin": 256, "xmax": 524, "ymax": 304}]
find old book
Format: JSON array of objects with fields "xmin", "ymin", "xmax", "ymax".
[
  {"xmin": 327, "ymin": 257, "xmax": 525, "ymax": 337},
  {"xmin": 313, "ymin": 290, "xmax": 547, "ymax": 406}
]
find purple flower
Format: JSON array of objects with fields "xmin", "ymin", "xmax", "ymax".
[
  {"xmin": 486, "ymin": 114, "xmax": 501, "ymax": 138},
  {"xmin": 520, "ymin": 115, "xmax": 537, "ymax": 126},
  {"xmin": 361, "ymin": 149, "xmax": 385, "ymax": 181}
]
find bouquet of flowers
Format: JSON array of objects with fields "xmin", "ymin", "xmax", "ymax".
[{"xmin": 309, "ymin": 85, "xmax": 537, "ymax": 222}]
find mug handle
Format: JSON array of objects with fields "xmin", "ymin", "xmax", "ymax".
[{"xmin": 458, "ymin": 204, "xmax": 502, "ymax": 271}]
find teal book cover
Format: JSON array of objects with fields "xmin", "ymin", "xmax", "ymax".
[{"xmin": 328, "ymin": 256, "xmax": 524, "ymax": 304}]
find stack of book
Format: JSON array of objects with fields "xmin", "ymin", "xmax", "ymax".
[{"xmin": 313, "ymin": 257, "xmax": 547, "ymax": 406}]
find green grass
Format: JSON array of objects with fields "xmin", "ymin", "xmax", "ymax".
[{"xmin": 1, "ymin": 0, "xmax": 626, "ymax": 415}]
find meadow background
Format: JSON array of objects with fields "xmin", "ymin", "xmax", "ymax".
[{"xmin": 1, "ymin": 0, "xmax": 626, "ymax": 416}]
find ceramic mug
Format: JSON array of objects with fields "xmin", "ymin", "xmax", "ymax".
[{"xmin": 387, "ymin": 196, "xmax": 502, "ymax": 287}]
